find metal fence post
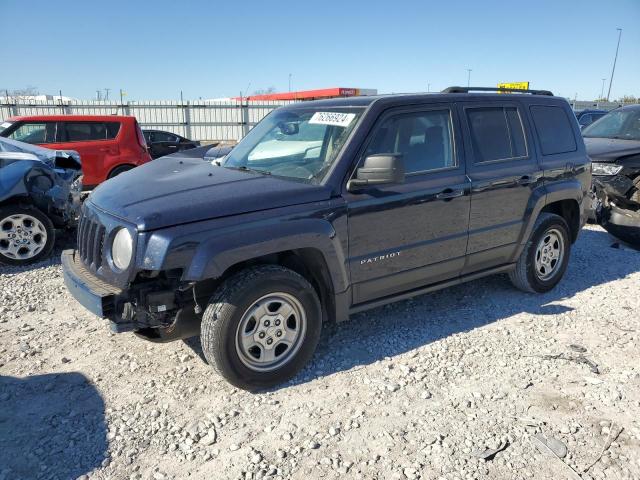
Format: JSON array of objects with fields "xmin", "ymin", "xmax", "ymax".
[
  {"xmin": 184, "ymin": 100, "xmax": 192, "ymax": 139},
  {"xmin": 242, "ymin": 99, "xmax": 250, "ymax": 138}
]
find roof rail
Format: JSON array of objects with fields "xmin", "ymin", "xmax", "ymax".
[{"xmin": 441, "ymin": 86, "xmax": 554, "ymax": 96}]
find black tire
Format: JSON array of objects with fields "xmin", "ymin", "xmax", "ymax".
[
  {"xmin": 0, "ymin": 204, "xmax": 55, "ymax": 266},
  {"xmin": 201, "ymin": 265, "xmax": 322, "ymax": 390},
  {"xmin": 108, "ymin": 165, "xmax": 134, "ymax": 179},
  {"xmin": 509, "ymin": 213, "xmax": 571, "ymax": 293}
]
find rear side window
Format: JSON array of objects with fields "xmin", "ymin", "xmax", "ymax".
[
  {"xmin": 530, "ymin": 106, "xmax": 577, "ymax": 155},
  {"xmin": 466, "ymin": 106, "xmax": 527, "ymax": 163},
  {"xmin": 63, "ymin": 122, "xmax": 120, "ymax": 142}
]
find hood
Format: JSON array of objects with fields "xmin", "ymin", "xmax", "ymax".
[
  {"xmin": 88, "ymin": 156, "xmax": 332, "ymax": 231},
  {"xmin": 0, "ymin": 136, "xmax": 81, "ymax": 168},
  {"xmin": 584, "ymin": 137, "xmax": 640, "ymax": 162}
]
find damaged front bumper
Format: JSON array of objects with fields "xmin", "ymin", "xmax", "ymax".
[
  {"xmin": 62, "ymin": 249, "xmax": 121, "ymax": 319},
  {"xmin": 592, "ymin": 175, "xmax": 640, "ymax": 246},
  {"xmin": 62, "ymin": 249, "xmax": 202, "ymax": 341}
]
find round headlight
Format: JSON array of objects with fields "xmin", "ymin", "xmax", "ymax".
[{"xmin": 112, "ymin": 228, "xmax": 133, "ymax": 270}]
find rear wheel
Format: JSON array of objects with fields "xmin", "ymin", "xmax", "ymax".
[
  {"xmin": 108, "ymin": 165, "xmax": 134, "ymax": 179},
  {"xmin": 0, "ymin": 205, "xmax": 55, "ymax": 266},
  {"xmin": 509, "ymin": 213, "xmax": 571, "ymax": 293},
  {"xmin": 201, "ymin": 265, "xmax": 322, "ymax": 390}
]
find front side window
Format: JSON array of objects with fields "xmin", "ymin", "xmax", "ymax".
[
  {"xmin": 6, "ymin": 122, "xmax": 56, "ymax": 144},
  {"xmin": 582, "ymin": 108, "xmax": 640, "ymax": 141},
  {"xmin": 224, "ymin": 107, "xmax": 364, "ymax": 183},
  {"xmin": 365, "ymin": 109, "xmax": 455, "ymax": 173},
  {"xmin": 466, "ymin": 106, "xmax": 527, "ymax": 163}
]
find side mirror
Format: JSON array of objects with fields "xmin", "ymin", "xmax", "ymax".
[
  {"xmin": 347, "ymin": 154, "xmax": 405, "ymax": 191},
  {"xmin": 277, "ymin": 121, "xmax": 300, "ymax": 135}
]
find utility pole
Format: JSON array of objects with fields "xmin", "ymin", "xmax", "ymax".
[
  {"xmin": 427, "ymin": 83, "xmax": 431, "ymax": 92},
  {"xmin": 466, "ymin": 69, "xmax": 472, "ymax": 87},
  {"xmin": 606, "ymin": 28, "xmax": 622, "ymax": 101},
  {"xmin": 288, "ymin": 73, "xmax": 292, "ymax": 92},
  {"xmin": 600, "ymin": 78, "xmax": 606, "ymax": 100}
]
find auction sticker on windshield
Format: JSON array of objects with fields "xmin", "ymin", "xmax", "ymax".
[{"xmin": 309, "ymin": 112, "xmax": 356, "ymax": 127}]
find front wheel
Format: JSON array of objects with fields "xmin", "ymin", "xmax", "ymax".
[
  {"xmin": 0, "ymin": 205, "xmax": 55, "ymax": 266},
  {"xmin": 509, "ymin": 213, "xmax": 571, "ymax": 293},
  {"xmin": 200, "ymin": 265, "xmax": 322, "ymax": 390}
]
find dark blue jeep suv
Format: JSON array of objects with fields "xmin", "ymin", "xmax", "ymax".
[{"xmin": 62, "ymin": 87, "xmax": 591, "ymax": 389}]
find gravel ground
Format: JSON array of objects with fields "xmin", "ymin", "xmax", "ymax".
[{"xmin": 1, "ymin": 225, "xmax": 639, "ymax": 480}]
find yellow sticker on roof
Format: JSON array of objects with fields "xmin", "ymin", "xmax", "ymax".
[{"xmin": 309, "ymin": 112, "xmax": 356, "ymax": 127}]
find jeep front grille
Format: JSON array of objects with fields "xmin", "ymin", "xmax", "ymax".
[{"xmin": 77, "ymin": 214, "xmax": 105, "ymax": 270}]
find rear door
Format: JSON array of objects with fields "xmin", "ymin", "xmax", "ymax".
[
  {"xmin": 457, "ymin": 101, "xmax": 543, "ymax": 273},
  {"xmin": 345, "ymin": 104, "xmax": 471, "ymax": 304},
  {"xmin": 50, "ymin": 121, "xmax": 121, "ymax": 186},
  {"xmin": 148, "ymin": 131, "xmax": 180, "ymax": 158}
]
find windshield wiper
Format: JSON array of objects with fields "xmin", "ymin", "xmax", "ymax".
[{"xmin": 226, "ymin": 165, "xmax": 271, "ymax": 175}]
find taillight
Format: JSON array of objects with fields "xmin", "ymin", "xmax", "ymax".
[{"xmin": 135, "ymin": 122, "xmax": 147, "ymax": 149}]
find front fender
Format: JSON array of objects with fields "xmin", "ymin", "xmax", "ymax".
[
  {"xmin": 0, "ymin": 160, "xmax": 33, "ymax": 203},
  {"xmin": 140, "ymin": 203, "xmax": 350, "ymax": 293}
]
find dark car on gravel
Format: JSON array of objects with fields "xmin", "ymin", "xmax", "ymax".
[
  {"xmin": 0, "ymin": 137, "xmax": 82, "ymax": 265},
  {"xmin": 583, "ymin": 104, "xmax": 640, "ymax": 246},
  {"xmin": 142, "ymin": 129, "xmax": 201, "ymax": 159},
  {"xmin": 62, "ymin": 87, "xmax": 591, "ymax": 389},
  {"xmin": 575, "ymin": 109, "xmax": 607, "ymax": 129}
]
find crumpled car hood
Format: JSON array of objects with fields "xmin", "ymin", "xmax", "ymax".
[
  {"xmin": 584, "ymin": 137, "xmax": 640, "ymax": 162},
  {"xmin": 0, "ymin": 137, "xmax": 83, "ymax": 224},
  {"xmin": 88, "ymin": 155, "xmax": 332, "ymax": 231},
  {"xmin": 0, "ymin": 136, "xmax": 81, "ymax": 169}
]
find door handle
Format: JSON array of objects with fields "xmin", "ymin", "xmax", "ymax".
[{"xmin": 436, "ymin": 189, "xmax": 464, "ymax": 200}]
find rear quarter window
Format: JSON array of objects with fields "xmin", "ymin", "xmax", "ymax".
[
  {"xmin": 530, "ymin": 105, "xmax": 577, "ymax": 155},
  {"xmin": 62, "ymin": 121, "xmax": 121, "ymax": 142}
]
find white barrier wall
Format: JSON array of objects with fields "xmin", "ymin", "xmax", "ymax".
[{"xmin": 0, "ymin": 99, "xmax": 298, "ymax": 142}]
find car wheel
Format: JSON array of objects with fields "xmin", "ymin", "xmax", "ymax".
[
  {"xmin": 509, "ymin": 213, "xmax": 571, "ymax": 293},
  {"xmin": 108, "ymin": 165, "xmax": 134, "ymax": 179},
  {"xmin": 0, "ymin": 205, "xmax": 55, "ymax": 266},
  {"xmin": 201, "ymin": 265, "xmax": 322, "ymax": 390}
]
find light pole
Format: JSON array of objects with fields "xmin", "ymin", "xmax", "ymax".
[
  {"xmin": 466, "ymin": 69, "xmax": 472, "ymax": 88},
  {"xmin": 288, "ymin": 73, "xmax": 292, "ymax": 92},
  {"xmin": 600, "ymin": 78, "xmax": 606, "ymax": 100},
  {"xmin": 606, "ymin": 28, "xmax": 622, "ymax": 101},
  {"xmin": 427, "ymin": 83, "xmax": 431, "ymax": 92}
]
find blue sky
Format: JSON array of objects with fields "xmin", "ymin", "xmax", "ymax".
[{"xmin": 1, "ymin": 0, "xmax": 639, "ymax": 101}]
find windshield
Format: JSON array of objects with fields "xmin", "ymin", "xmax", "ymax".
[
  {"xmin": 223, "ymin": 106, "xmax": 364, "ymax": 183},
  {"xmin": 583, "ymin": 108, "xmax": 640, "ymax": 141}
]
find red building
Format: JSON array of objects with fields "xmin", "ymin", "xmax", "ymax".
[{"xmin": 238, "ymin": 87, "xmax": 377, "ymax": 101}]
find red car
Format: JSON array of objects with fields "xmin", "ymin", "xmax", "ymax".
[{"xmin": 0, "ymin": 115, "xmax": 151, "ymax": 188}]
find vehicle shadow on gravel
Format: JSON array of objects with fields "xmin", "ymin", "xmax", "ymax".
[
  {"xmin": 0, "ymin": 372, "xmax": 108, "ymax": 480},
  {"xmin": 291, "ymin": 227, "xmax": 640, "ymax": 388}
]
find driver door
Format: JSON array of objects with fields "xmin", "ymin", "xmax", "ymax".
[{"xmin": 345, "ymin": 105, "xmax": 471, "ymax": 305}]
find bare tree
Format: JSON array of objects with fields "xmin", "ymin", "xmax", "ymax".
[
  {"xmin": 253, "ymin": 86, "xmax": 277, "ymax": 95},
  {"xmin": 1, "ymin": 86, "xmax": 40, "ymax": 100}
]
